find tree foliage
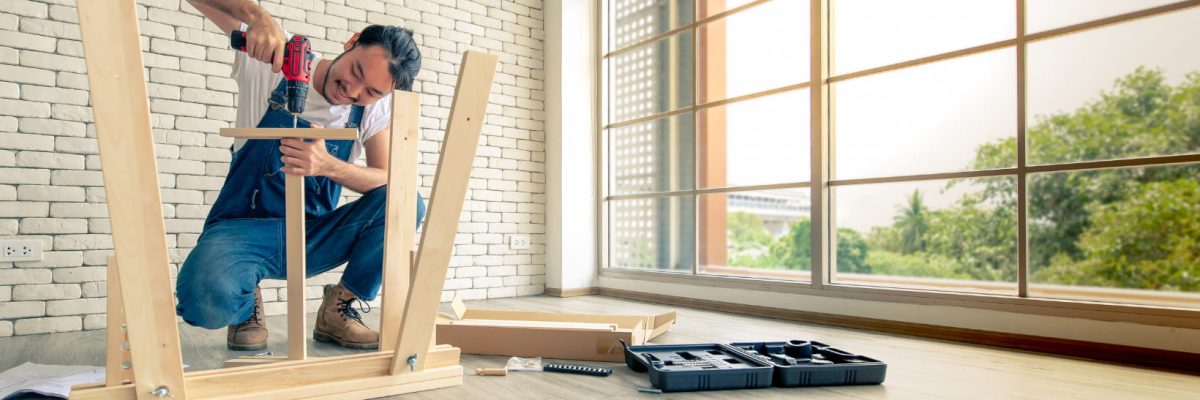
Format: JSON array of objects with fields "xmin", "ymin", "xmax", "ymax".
[{"xmin": 725, "ymin": 68, "xmax": 1200, "ymax": 293}]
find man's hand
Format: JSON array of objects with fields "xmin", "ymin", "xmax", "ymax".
[
  {"xmin": 186, "ymin": 0, "xmax": 286, "ymax": 72},
  {"xmin": 244, "ymin": 12, "xmax": 287, "ymax": 73},
  {"xmin": 279, "ymin": 138, "xmax": 336, "ymax": 176}
]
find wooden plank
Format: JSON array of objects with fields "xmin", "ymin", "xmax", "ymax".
[
  {"xmin": 222, "ymin": 357, "xmax": 288, "ymax": 369},
  {"xmin": 299, "ymin": 374, "xmax": 462, "ymax": 400},
  {"xmin": 104, "ymin": 256, "xmax": 133, "ymax": 386},
  {"xmin": 445, "ymin": 319, "xmax": 619, "ymax": 330},
  {"xmin": 380, "ymin": 91, "xmax": 422, "ymax": 351},
  {"xmin": 285, "ymin": 174, "xmax": 306, "ymax": 360},
  {"xmin": 219, "ymin": 128, "xmax": 358, "ymax": 140},
  {"xmin": 75, "ymin": 2, "xmax": 188, "ymax": 399},
  {"xmin": 72, "ymin": 349, "xmax": 461, "ymax": 400},
  {"xmin": 390, "ymin": 50, "xmax": 498, "ymax": 375},
  {"xmin": 208, "ymin": 367, "xmax": 462, "ymax": 400}
]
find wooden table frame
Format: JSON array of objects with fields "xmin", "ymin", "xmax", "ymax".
[{"xmin": 72, "ymin": 1, "xmax": 498, "ymax": 398}]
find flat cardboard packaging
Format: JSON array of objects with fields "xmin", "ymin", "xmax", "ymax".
[{"xmin": 434, "ymin": 299, "xmax": 677, "ymax": 362}]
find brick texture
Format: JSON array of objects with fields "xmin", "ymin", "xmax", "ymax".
[{"xmin": 0, "ymin": 0, "xmax": 546, "ymax": 336}]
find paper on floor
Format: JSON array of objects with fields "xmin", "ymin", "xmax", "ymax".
[{"xmin": 0, "ymin": 362, "xmax": 105, "ymax": 400}]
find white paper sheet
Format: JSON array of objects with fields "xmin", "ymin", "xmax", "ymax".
[{"xmin": 0, "ymin": 362, "xmax": 105, "ymax": 400}]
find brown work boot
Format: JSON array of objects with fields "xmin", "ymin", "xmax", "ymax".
[
  {"xmin": 226, "ymin": 286, "xmax": 268, "ymax": 351},
  {"xmin": 313, "ymin": 283, "xmax": 379, "ymax": 350}
]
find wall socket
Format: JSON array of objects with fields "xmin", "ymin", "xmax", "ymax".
[
  {"xmin": 0, "ymin": 239, "xmax": 43, "ymax": 262},
  {"xmin": 509, "ymin": 234, "xmax": 531, "ymax": 250}
]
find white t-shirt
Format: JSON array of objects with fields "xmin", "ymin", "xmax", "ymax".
[{"xmin": 230, "ymin": 28, "xmax": 391, "ymax": 163}]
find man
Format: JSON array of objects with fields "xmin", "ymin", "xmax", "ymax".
[{"xmin": 175, "ymin": 0, "xmax": 424, "ymax": 351}]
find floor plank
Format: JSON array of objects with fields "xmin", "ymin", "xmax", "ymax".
[{"xmin": 1, "ymin": 295, "xmax": 1196, "ymax": 399}]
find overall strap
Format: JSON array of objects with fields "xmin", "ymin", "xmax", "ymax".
[
  {"xmin": 345, "ymin": 104, "xmax": 365, "ymax": 129},
  {"xmin": 267, "ymin": 79, "xmax": 289, "ymax": 109}
]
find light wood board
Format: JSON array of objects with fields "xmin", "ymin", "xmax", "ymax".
[
  {"xmin": 76, "ymin": 1, "xmax": 188, "ymax": 398},
  {"xmin": 219, "ymin": 128, "xmax": 358, "ymax": 140},
  {"xmin": 390, "ymin": 50, "xmax": 498, "ymax": 375},
  {"xmin": 380, "ymin": 91, "xmax": 422, "ymax": 351}
]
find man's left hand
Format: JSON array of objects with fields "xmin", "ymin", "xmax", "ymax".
[{"xmin": 279, "ymin": 137, "xmax": 334, "ymax": 176}]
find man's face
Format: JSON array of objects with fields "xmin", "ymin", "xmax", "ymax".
[{"xmin": 322, "ymin": 45, "xmax": 394, "ymax": 106}]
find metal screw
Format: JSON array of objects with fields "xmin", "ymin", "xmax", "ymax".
[
  {"xmin": 121, "ymin": 342, "xmax": 129, "ymax": 351},
  {"xmin": 121, "ymin": 324, "xmax": 127, "ymax": 331},
  {"xmin": 406, "ymin": 355, "xmax": 418, "ymax": 371},
  {"xmin": 151, "ymin": 386, "xmax": 170, "ymax": 398},
  {"xmin": 121, "ymin": 361, "xmax": 131, "ymax": 369}
]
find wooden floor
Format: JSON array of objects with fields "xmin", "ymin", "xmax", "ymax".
[{"xmin": 1, "ymin": 295, "xmax": 1197, "ymax": 399}]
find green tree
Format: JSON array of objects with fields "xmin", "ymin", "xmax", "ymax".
[
  {"xmin": 769, "ymin": 218, "xmax": 812, "ymax": 270},
  {"xmin": 727, "ymin": 212, "xmax": 778, "ymax": 268},
  {"xmin": 894, "ymin": 189, "xmax": 929, "ymax": 254},
  {"xmin": 966, "ymin": 68, "xmax": 1200, "ymax": 278},
  {"xmin": 1035, "ymin": 179, "xmax": 1200, "ymax": 291},
  {"xmin": 835, "ymin": 228, "xmax": 870, "ymax": 274}
]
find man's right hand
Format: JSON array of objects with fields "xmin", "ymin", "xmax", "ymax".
[
  {"xmin": 243, "ymin": 13, "xmax": 287, "ymax": 73},
  {"xmin": 186, "ymin": 0, "xmax": 287, "ymax": 73}
]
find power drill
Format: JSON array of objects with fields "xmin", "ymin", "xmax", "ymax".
[{"xmin": 230, "ymin": 30, "xmax": 312, "ymax": 124}]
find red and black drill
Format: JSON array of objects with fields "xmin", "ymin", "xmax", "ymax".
[{"xmin": 230, "ymin": 30, "xmax": 312, "ymax": 122}]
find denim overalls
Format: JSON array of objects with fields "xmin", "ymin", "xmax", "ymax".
[{"xmin": 176, "ymin": 80, "xmax": 425, "ymax": 329}]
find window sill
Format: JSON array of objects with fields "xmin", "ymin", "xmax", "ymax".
[{"xmin": 599, "ymin": 266, "xmax": 1200, "ymax": 328}]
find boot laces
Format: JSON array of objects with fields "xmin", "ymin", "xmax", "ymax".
[
  {"xmin": 336, "ymin": 298, "xmax": 372, "ymax": 326},
  {"xmin": 246, "ymin": 302, "xmax": 262, "ymax": 324}
]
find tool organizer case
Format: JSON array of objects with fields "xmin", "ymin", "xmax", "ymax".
[{"xmin": 623, "ymin": 340, "xmax": 886, "ymax": 392}]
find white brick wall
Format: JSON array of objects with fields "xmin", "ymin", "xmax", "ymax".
[{"xmin": 0, "ymin": 0, "xmax": 546, "ymax": 336}]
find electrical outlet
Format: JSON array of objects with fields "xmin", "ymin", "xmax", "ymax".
[
  {"xmin": 509, "ymin": 234, "xmax": 531, "ymax": 250},
  {"xmin": 0, "ymin": 239, "xmax": 43, "ymax": 262}
]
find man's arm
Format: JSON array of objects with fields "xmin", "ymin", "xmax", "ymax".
[
  {"xmin": 278, "ymin": 125, "xmax": 391, "ymax": 194},
  {"xmin": 185, "ymin": 0, "xmax": 287, "ymax": 72}
]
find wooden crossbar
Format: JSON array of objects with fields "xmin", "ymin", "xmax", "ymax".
[
  {"xmin": 218, "ymin": 128, "xmax": 358, "ymax": 140},
  {"xmin": 74, "ymin": 348, "xmax": 462, "ymax": 400}
]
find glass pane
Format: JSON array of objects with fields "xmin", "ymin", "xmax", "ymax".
[
  {"xmin": 608, "ymin": 31, "xmax": 695, "ymax": 124},
  {"xmin": 1029, "ymin": 163, "xmax": 1200, "ymax": 309},
  {"xmin": 608, "ymin": 0, "xmax": 694, "ymax": 51},
  {"xmin": 1026, "ymin": 8, "xmax": 1200, "ymax": 165},
  {"xmin": 608, "ymin": 114, "xmax": 695, "ymax": 195},
  {"xmin": 833, "ymin": 49, "xmax": 1016, "ymax": 180},
  {"xmin": 1026, "ymin": 0, "xmax": 1179, "ymax": 34},
  {"xmin": 832, "ymin": 0, "xmax": 1013, "ymax": 74},
  {"xmin": 697, "ymin": 190, "xmax": 812, "ymax": 281},
  {"xmin": 609, "ymin": 196, "xmax": 695, "ymax": 271},
  {"xmin": 698, "ymin": 0, "xmax": 761, "ymax": 19},
  {"xmin": 699, "ymin": 90, "xmax": 809, "ymax": 188},
  {"xmin": 698, "ymin": 0, "xmax": 808, "ymax": 103},
  {"xmin": 832, "ymin": 177, "xmax": 1017, "ymax": 295}
]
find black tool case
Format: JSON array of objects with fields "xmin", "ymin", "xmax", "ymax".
[
  {"xmin": 622, "ymin": 343, "xmax": 774, "ymax": 392},
  {"xmin": 623, "ymin": 340, "xmax": 886, "ymax": 392},
  {"xmin": 731, "ymin": 340, "xmax": 887, "ymax": 387}
]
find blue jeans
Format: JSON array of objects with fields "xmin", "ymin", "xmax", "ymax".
[{"xmin": 175, "ymin": 186, "xmax": 424, "ymax": 329}]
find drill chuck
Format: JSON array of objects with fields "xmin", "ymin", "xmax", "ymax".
[{"xmin": 286, "ymin": 81, "xmax": 307, "ymax": 115}]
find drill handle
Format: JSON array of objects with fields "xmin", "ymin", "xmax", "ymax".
[{"xmin": 230, "ymin": 29, "xmax": 247, "ymax": 52}]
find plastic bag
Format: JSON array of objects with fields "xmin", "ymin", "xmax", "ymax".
[{"xmin": 504, "ymin": 356, "xmax": 543, "ymax": 371}]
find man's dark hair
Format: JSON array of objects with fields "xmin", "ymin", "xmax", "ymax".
[{"xmin": 355, "ymin": 25, "xmax": 421, "ymax": 91}]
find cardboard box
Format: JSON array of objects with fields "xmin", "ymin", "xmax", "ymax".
[{"xmin": 435, "ymin": 300, "xmax": 677, "ymax": 362}]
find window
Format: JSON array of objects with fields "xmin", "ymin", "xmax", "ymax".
[
  {"xmin": 601, "ymin": 0, "xmax": 1200, "ymax": 311},
  {"xmin": 604, "ymin": 0, "xmax": 811, "ymax": 281}
]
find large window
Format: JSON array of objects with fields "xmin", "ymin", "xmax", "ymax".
[{"xmin": 601, "ymin": 0, "xmax": 1200, "ymax": 311}]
